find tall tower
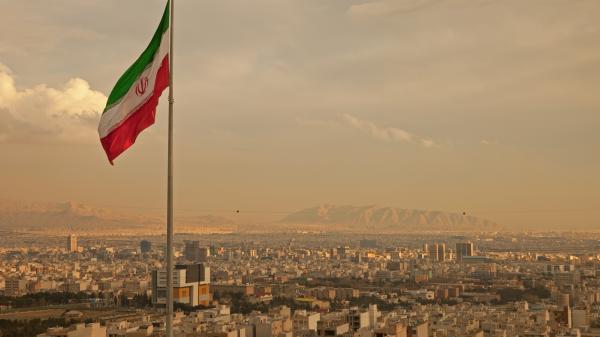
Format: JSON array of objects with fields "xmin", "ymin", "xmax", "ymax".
[
  {"xmin": 437, "ymin": 243, "xmax": 446, "ymax": 262},
  {"xmin": 184, "ymin": 240, "xmax": 200, "ymax": 261},
  {"xmin": 432, "ymin": 243, "xmax": 446, "ymax": 262},
  {"xmin": 67, "ymin": 234, "xmax": 78, "ymax": 252},
  {"xmin": 431, "ymin": 243, "xmax": 439, "ymax": 261},
  {"xmin": 456, "ymin": 242, "xmax": 474, "ymax": 262}
]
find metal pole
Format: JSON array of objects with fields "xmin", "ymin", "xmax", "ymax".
[{"xmin": 166, "ymin": 0, "xmax": 174, "ymax": 336}]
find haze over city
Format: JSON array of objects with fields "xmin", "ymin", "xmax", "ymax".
[
  {"xmin": 1, "ymin": 0, "xmax": 599, "ymax": 230},
  {"xmin": 4, "ymin": 2, "xmax": 600, "ymax": 337}
]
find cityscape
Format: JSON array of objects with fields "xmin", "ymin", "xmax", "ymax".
[
  {"xmin": 1, "ymin": 0, "xmax": 599, "ymax": 336},
  {"xmin": 1, "ymin": 231, "xmax": 600, "ymax": 337}
]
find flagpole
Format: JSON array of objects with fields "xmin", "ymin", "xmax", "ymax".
[{"xmin": 166, "ymin": 0, "xmax": 175, "ymax": 336}]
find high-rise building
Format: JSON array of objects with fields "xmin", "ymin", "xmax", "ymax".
[
  {"xmin": 456, "ymin": 242, "xmax": 474, "ymax": 262},
  {"xmin": 140, "ymin": 240, "xmax": 152, "ymax": 254},
  {"xmin": 438, "ymin": 243, "xmax": 446, "ymax": 261},
  {"xmin": 184, "ymin": 241, "xmax": 210, "ymax": 262},
  {"xmin": 67, "ymin": 234, "xmax": 78, "ymax": 252},
  {"xmin": 562, "ymin": 306, "xmax": 573, "ymax": 328},
  {"xmin": 152, "ymin": 263, "xmax": 210, "ymax": 307},
  {"xmin": 5, "ymin": 277, "xmax": 27, "ymax": 296},
  {"xmin": 184, "ymin": 240, "xmax": 200, "ymax": 261},
  {"xmin": 430, "ymin": 244, "xmax": 438, "ymax": 261},
  {"xmin": 431, "ymin": 243, "xmax": 446, "ymax": 262},
  {"xmin": 199, "ymin": 246, "xmax": 210, "ymax": 261}
]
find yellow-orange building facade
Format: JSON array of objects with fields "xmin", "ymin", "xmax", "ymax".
[{"xmin": 152, "ymin": 263, "xmax": 210, "ymax": 307}]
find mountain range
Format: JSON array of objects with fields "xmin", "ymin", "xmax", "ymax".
[
  {"xmin": 279, "ymin": 204, "xmax": 500, "ymax": 232},
  {"xmin": 0, "ymin": 199, "xmax": 236, "ymax": 235},
  {"xmin": 0, "ymin": 199, "xmax": 500, "ymax": 234}
]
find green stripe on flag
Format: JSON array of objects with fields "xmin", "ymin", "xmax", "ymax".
[{"xmin": 103, "ymin": 0, "xmax": 170, "ymax": 113}]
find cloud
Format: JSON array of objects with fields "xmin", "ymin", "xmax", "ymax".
[
  {"xmin": 340, "ymin": 113, "xmax": 439, "ymax": 148},
  {"xmin": 341, "ymin": 114, "xmax": 412, "ymax": 142},
  {"xmin": 297, "ymin": 114, "xmax": 439, "ymax": 148},
  {"xmin": 0, "ymin": 63, "xmax": 106, "ymax": 144},
  {"xmin": 421, "ymin": 138, "xmax": 437, "ymax": 148}
]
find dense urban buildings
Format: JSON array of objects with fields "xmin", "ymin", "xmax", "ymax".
[{"xmin": 1, "ymin": 232, "xmax": 600, "ymax": 337}]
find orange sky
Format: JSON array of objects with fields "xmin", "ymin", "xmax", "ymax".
[{"xmin": 1, "ymin": 0, "xmax": 599, "ymax": 229}]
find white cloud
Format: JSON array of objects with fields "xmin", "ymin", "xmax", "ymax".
[
  {"xmin": 340, "ymin": 113, "xmax": 438, "ymax": 148},
  {"xmin": 297, "ymin": 113, "xmax": 440, "ymax": 148},
  {"xmin": 341, "ymin": 113, "xmax": 412, "ymax": 142},
  {"xmin": 0, "ymin": 63, "xmax": 106, "ymax": 144},
  {"xmin": 421, "ymin": 138, "xmax": 437, "ymax": 148}
]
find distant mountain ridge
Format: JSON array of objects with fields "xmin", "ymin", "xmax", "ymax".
[
  {"xmin": 0, "ymin": 200, "xmax": 500, "ymax": 234},
  {"xmin": 280, "ymin": 204, "xmax": 500, "ymax": 232},
  {"xmin": 0, "ymin": 199, "xmax": 236, "ymax": 234}
]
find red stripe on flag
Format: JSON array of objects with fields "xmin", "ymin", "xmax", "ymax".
[{"xmin": 101, "ymin": 55, "xmax": 170, "ymax": 165}]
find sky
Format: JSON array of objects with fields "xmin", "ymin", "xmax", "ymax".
[{"xmin": 0, "ymin": 0, "xmax": 599, "ymax": 229}]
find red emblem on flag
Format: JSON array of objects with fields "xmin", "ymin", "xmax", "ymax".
[{"xmin": 135, "ymin": 76, "xmax": 149, "ymax": 96}]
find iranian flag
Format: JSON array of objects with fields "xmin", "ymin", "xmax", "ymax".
[{"xmin": 98, "ymin": 1, "xmax": 170, "ymax": 164}]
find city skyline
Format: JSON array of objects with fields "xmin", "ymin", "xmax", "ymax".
[
  {"xmin": 3, "ymin": 1, "xmax": 600, "ymax": 337},
  {"xmin": 1, "ymin": 230, "xmax": 599, "ymax": 337}
]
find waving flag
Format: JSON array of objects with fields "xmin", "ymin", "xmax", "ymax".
[{"xmin": 98, "ymin": 1, "xmax": 170, "ymax": 164}]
